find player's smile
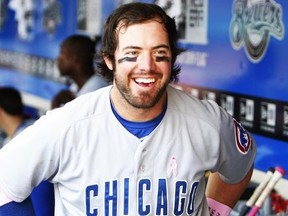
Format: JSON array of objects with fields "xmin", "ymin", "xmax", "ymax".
[
  {"xmin": 134, "ymin": 77, "xmax": 155, "ymax": 86},
  {"xmin": 129, "ymin": 70, "xmax": 164, "ymax": 96},
  {"xmin": 132, "ymin": 75, "xmax": 158, "ymax": 89}
]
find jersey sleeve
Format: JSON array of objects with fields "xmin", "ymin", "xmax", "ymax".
[
  {"xmin": 209, "ymin": 101, "xmax": 257, "ymax": 184},
  {"xmin": 0, "ymin": 109, "xmax": 62, "ymax": 202}
]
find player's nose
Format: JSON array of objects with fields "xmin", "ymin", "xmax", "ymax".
[{"xmin": 137, "ymin": 53, "xmax": 156, "ymax": 72}]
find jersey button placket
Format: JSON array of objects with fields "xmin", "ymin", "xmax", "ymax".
[
  {"xmin": 140, "ymin": 165, "xmax": 145, "ymax": 172},
  {"xmin": 139, "ymin": 150, "xmax": 147, "ymax": 174},
  {"xmin": 134, "ymin": 145, "xmax": 148, "ymax": 177}
]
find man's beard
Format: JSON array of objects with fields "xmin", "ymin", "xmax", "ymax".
[{"xmin": 114, "ymin": 75, "xmax": 168, "ymax": 109}]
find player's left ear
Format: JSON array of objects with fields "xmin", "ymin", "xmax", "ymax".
[{"xmin": 104, "ymin": 56, "xmax": 113, "ymax": 70}]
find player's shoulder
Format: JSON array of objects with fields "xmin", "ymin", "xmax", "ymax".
[
  {"xmin": 167, "ymin": 85, "xmax": 222, "ymax": 117},
  {"xmin": 167, "ymin": 85, "xmax": 232, "ymax": 133}
]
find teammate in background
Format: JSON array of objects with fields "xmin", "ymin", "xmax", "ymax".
[
  {"xmin": 0, "ymin": 3, "xmax": 256, "ymax": 215},
  {"xmin": 51, "ymin": 34, "xmax": 109, "ymax": 108},
  {"xmin": 0, "ymin": 87, "xmax": 54, "ymax": 216},
  {"xmin": 51, "ymin": 89, "xmax": 76, "ymax": 109},
  {"xmin": 0, "ymin": 87, "xmax": 36, "ymax": 148}
]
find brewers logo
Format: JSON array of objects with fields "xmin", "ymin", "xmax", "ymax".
[{"xmin": 230, "ymin": 0, "xmax": 284, "ymax": 63}]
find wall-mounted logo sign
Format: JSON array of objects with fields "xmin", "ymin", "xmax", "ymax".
[
  {"xmin": 42, "ymin": 0, "xmax": 61, "ymax": 36},
  {"xmin": 240, "ymin": 98, "xmax": 255, "ymax": 128},
  {"xmin": 220, "ymin": 94, "xmax": 235, "ymax": 116},
  {"xmin": 230, "ymin": 0, "xmax": 284, "ymax": 63},
  {"xmin": 260, "ymin": 101, "xmax": 276, "ymax": 133},
  {"xmin": 8, "ymin": 0, "xmax": 35, "ymax": 40},
  {"xmin": 283, "ymin": 106, "xmax": 288, "ymax": 137},
  {"xmin": 155, "ymin": 0, "xmax": 208, "ymax": 45}
]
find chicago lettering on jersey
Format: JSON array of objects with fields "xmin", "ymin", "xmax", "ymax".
[{"xmin": 85, "ymin": 178, "xmax": 199, "ymax": 216}]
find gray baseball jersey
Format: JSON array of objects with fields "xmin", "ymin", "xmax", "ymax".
[{"xmin": 0, "ymin": 85, "xmax": 256, "ymax": 216}]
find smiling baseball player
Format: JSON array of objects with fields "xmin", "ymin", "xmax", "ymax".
[{"xmin": 0, "ymin": 2, "xmax": 256, "ymax": 215}]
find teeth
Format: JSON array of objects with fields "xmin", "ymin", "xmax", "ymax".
[{"xmin": 135, "ymin": 78, "xmax": 155, "ymax": 83}]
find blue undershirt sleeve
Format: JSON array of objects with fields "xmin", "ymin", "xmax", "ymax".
[{"xmin": 0, "ymin": 197, "xmax": 36, "ymax": 216}]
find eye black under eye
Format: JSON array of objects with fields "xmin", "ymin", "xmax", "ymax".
[
  {"xmin": 118, "ymin": 57, "xmax": 137, "ymax": 63},
  {"xmin": 156, "ymin": 56, "xmax": 170, "ymax": 62}
]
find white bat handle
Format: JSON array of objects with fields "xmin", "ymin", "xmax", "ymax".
[{"xmin": 248, "ymin": 166, "xmax": 285, "ymax": 216}]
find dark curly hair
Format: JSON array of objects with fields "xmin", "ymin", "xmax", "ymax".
[{"xmin": 96, "ymin": 2, "xmax": 185, "ymax": 83}]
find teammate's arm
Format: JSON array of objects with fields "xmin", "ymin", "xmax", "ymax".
[{"xmin": 205, "ymin": 165, "xmax": 254, "ymax": 214}]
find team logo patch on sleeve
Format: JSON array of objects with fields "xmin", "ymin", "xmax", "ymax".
[{"xmin": 233, "ymin": 119, "xmax": 252, "ymax": 154}]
